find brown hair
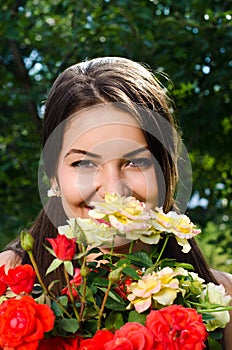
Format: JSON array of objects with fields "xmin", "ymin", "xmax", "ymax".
[
  {"xmin": 42, "ymin": 57, "xmax": 178, "ymax": 211},
  {"xmin": 23, "ymin": 57, "xmax": 218, "ymax": 298}
]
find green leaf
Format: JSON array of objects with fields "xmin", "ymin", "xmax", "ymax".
[
  {"xmin": 105, "ymin": 298, "xmax": 126, "ymax": 311},
  {"xmin": 93, "ymin": 277, "xmax": 109, "ymax": 287},
  {"xmin": 83, "ymin": 319, "xmax": 98, "ymax": 336},
  {"xmin": 83, "ymin": 306, "xmax": 99, "ymax": 318},
  {"xmin": 80, "ymin": 285, "xmax": 99, "ymax": 311},
  {"xmin": 207, "ymin": 336, "xmax": 223, "ymax": 350},
  {"xmin": 90, "ymin": 285, "xmax": 97, "ymax": 295},
  {"xmin": 125, "ymin": 251, "xmax": 153, "ymax": 267},
  {"xmin": 59, "ymin": 318, "xmax": 79, "ymax": 333},
  {"xmin": 122, "ymin": 266, "xmax": 140, "ymax": 280},
  {"xmin": 128, "ymin": 310, "xmax": 147, "ymax": 325},
  {"xmin": 174, "ymin": 262, "xmax": 194, "ymax": 270},
  {"xmin": 57, "ymin": 295, "xmax": 69, "ymax": 307},
  {"xmin": 52, "ymin": 300, "xmax": 66, "ymax": 317},
  {"xmin": 108, "ymin": 290, "xmax": 125, "ymax": 304},
  {"xmin": 202, "ymin": 313, "xmax": 216, "ymax": 322},
  {"xmin": 46, "ymin": 258, "xmax": 63, "ymax": 275},
  {"xmin": 64, "ymin": 260, "xmax": 74, "ymax": 276},
  {"xmin": 160, "ymin": 259, "xmax": 194, "ymax": 271},
  {"xmin": 116, "ymin": 258, "xmax": 139, "ymax": 279},
  {"xmin": 96, "ymin": 286, "xmax": 124, "ymax": 304},
  {"xmin": 116, "ymin": 258, "xmax": 130, "ymax": 267},
  {"xmin": 209, "ymin": 332, "xmax": 223, "ymax": 340},
  {"xmin": 105, "ymin": 311, "xmax": 124, "ymax": 330},
  {"xmin": 85, "ymin": 286, "xmax": 98, "ymax": 304},
  {"xmin": 86, "ymin": 247, "xmax": 102, "ymax": 255},
  {"xmin": 43, "ymin": 243, "xmax": 57, "ymax": 257}
]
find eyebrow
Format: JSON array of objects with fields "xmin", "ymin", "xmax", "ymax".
[
  {"xmin": 65, "ymin": 146, "xmax": 149, "ymax": 159},
  {"xmin": 65, "ymin": 149, "xmax": 101, "ymax": 159},
  {"xmin": 123, "ymin": 146, "xmax": 149, "ymax": 158}
]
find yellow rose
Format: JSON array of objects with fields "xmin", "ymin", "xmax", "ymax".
[
  {"xmin": 89, "ymin": 192, "xmax": 150, "ymax": 234},
  {"xmin": 150, "ymin": 207, "xmax": 201, "ymax": 252},
  {"xmin": 127, "ymin": 267, "xmax": 182, "ymax": 313}
]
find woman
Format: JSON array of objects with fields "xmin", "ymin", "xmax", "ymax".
[{"xmin": 0, "ymin": 57, "xmax": 231, "ymax": 348}]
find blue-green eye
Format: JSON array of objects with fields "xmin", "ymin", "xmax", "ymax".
[{"xmin": 71, "ymin": 160, "xmax": 97, "ymax": 168}]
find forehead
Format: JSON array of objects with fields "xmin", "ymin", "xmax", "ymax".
[{"xmin": 60, "ymin": 105, "xmax": 148, "ymax": 157}]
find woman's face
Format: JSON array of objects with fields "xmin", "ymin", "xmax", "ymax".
[{"xmin": 54, "ymin": 105, "xmax": 160, "ymax": 219}]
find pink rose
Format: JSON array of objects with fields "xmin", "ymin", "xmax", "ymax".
[{"xmin": 104, "ymin": 322, "xmax": 154, "ymax": 350}]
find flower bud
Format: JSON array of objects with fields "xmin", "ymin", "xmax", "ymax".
[
  {"xmin": 20, "ymin": 229, "xmax": 35, "ymax": 252},
  {"xmin": 81, "ymin": 264, "xmax": 90, "ymax": 278},
  {"xmin": 109, "ymin": 264, "xmax": 127, "ymax": 284}
]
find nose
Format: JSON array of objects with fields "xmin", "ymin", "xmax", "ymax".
[{"xmin": 95, "ymin": 161, "xmax": 132, "ymax": 198}]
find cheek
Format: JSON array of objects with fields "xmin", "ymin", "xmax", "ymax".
[
  {"xmin": 59, "ymin": 167, "xmax": 96, "ymax": 203},
  {"xmin": 145, "ymin": 170, "xmax": 159, "ymax": 207},
  {"xmin": 143, "ymin": 169, "xmax": 159, "ymax": 202},
  {"xmin": 59, "ymin": 167, "xmax": 81, "ymax": 203},
  {"xmin": 125, "ymin": 168, "xmax": 159, "ymax": 206}
]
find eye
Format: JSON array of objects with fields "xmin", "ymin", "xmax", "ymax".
[
  {"xmin": 71, "ymin": 160, "xmax": 97, "ymax": 169},
  {"xmin": 125, "ymin": 158, "xmax": 153, "ymax": 169}
]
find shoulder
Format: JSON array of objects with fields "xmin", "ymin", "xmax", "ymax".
[
  {"xmin": 211, "ymin": 269, "xmax": 232, "ymax": 297},
  {"xmin": 0, "ymin": 250, "xmax": 22, "ymax": 271}
]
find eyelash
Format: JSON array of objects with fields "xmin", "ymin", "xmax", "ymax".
[
  {"xmin": 71, "ymin": 160, "xmax": 97, "ymax": 168},
  {"xmin": 70, "ymin": 158, "xmax": 152, "ymax": 169},
  {"xmin": 125, "ymin": 158, "xmax": 152, "ymax": 169}
]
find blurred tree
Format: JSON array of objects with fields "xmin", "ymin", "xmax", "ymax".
[{"xmin": 0, "ymin": 0, "xmax": 231, "ymax": 271}]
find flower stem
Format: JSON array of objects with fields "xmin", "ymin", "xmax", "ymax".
[
  {"xmin": 129, "ymin": 241, "xmax": 134, "ymax": 254},
  {"xmin": 28, "ymin": 251, "xmax": 48, "ymax": 293},
  {"xmin": 63, "ymin": 267, "xmax": 81, "ymax": 322},
  {"xmin": 108, "ymin": 241, "xmax": 115, "ymax": 264},
  {"xmin": 153, "ymin": 234, "xmax": 170, "ymax": 269},
  {"xmin": 188, "ymin": 301, "xmax": 232, "ymax": 312},
  {"xmin": 145, "ymin": 234, "xmax": 170, "ymax": 275},
  {"xmin": 80, "ymin": 277, "xmax": 87, "ymax": 319},
  {"xmin": 97, "ymin": 280, "xmax": 112, "ymax": 330},
  {"xmin": 28, "ymin": 251, "xmax": 73, "ymax": 318},
  {"xmin": 199, "ymin": 307, "xmax": 232, "ymax": 313},
  {"xmin": 80, "ymin": 256, "xmax": 88, "ymax": 319}
]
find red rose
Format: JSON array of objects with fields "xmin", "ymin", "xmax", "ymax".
[
  {"xmin": 47, "ymin": 234, "xmax": 76, "ymax": 260},
  {"xmin": 62, "ymin": 268, "xmax": 83, "ymax": 299},
  {"xmin": 71, "ymin": 267, "xmax": 83, "ymax": 285},
  {"xmin": 1, "ymin": 264, "xmax": 36, "ymax": 294},
  {"xmin": 0, "ymin": 295, "xmax": 55, "ymax": 349},
  {"xmin": 105, "ymin": 338, "xmax": 133, "ymax": 350},
  {"xmin": 114, "ymin": 276, "xmax": 133, "ymax": 299},
  {"xmin": 79, "ymin": 330, "xmax": 114, "ymax": 350},
  {"xmin": 38, "ymin": 336, "xmax": 79, "ymax": 349},
  {"xmin": 104, "ymin": 323, "xmax": 154, "ymax": 350},
  {"xmin": 0, "ymin": 265, "xmax": 7, "ymax": 295},
  {"xmin": 146, "ymin": 305, "xmax": 208, "ymax": 349}
]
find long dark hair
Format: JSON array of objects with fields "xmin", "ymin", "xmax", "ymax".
[{"xmin": 22, "ymin": 57, "xmax": 218, "ymax": 289}]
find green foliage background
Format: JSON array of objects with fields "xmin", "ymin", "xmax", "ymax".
[{"xmin": 0, "ymin": 0, "xmax": 231, "ymax": 272}]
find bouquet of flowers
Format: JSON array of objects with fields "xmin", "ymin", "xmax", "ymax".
[{"xmin": 0, "ymin": 193, "xmax": 231, "ymax": 350}]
